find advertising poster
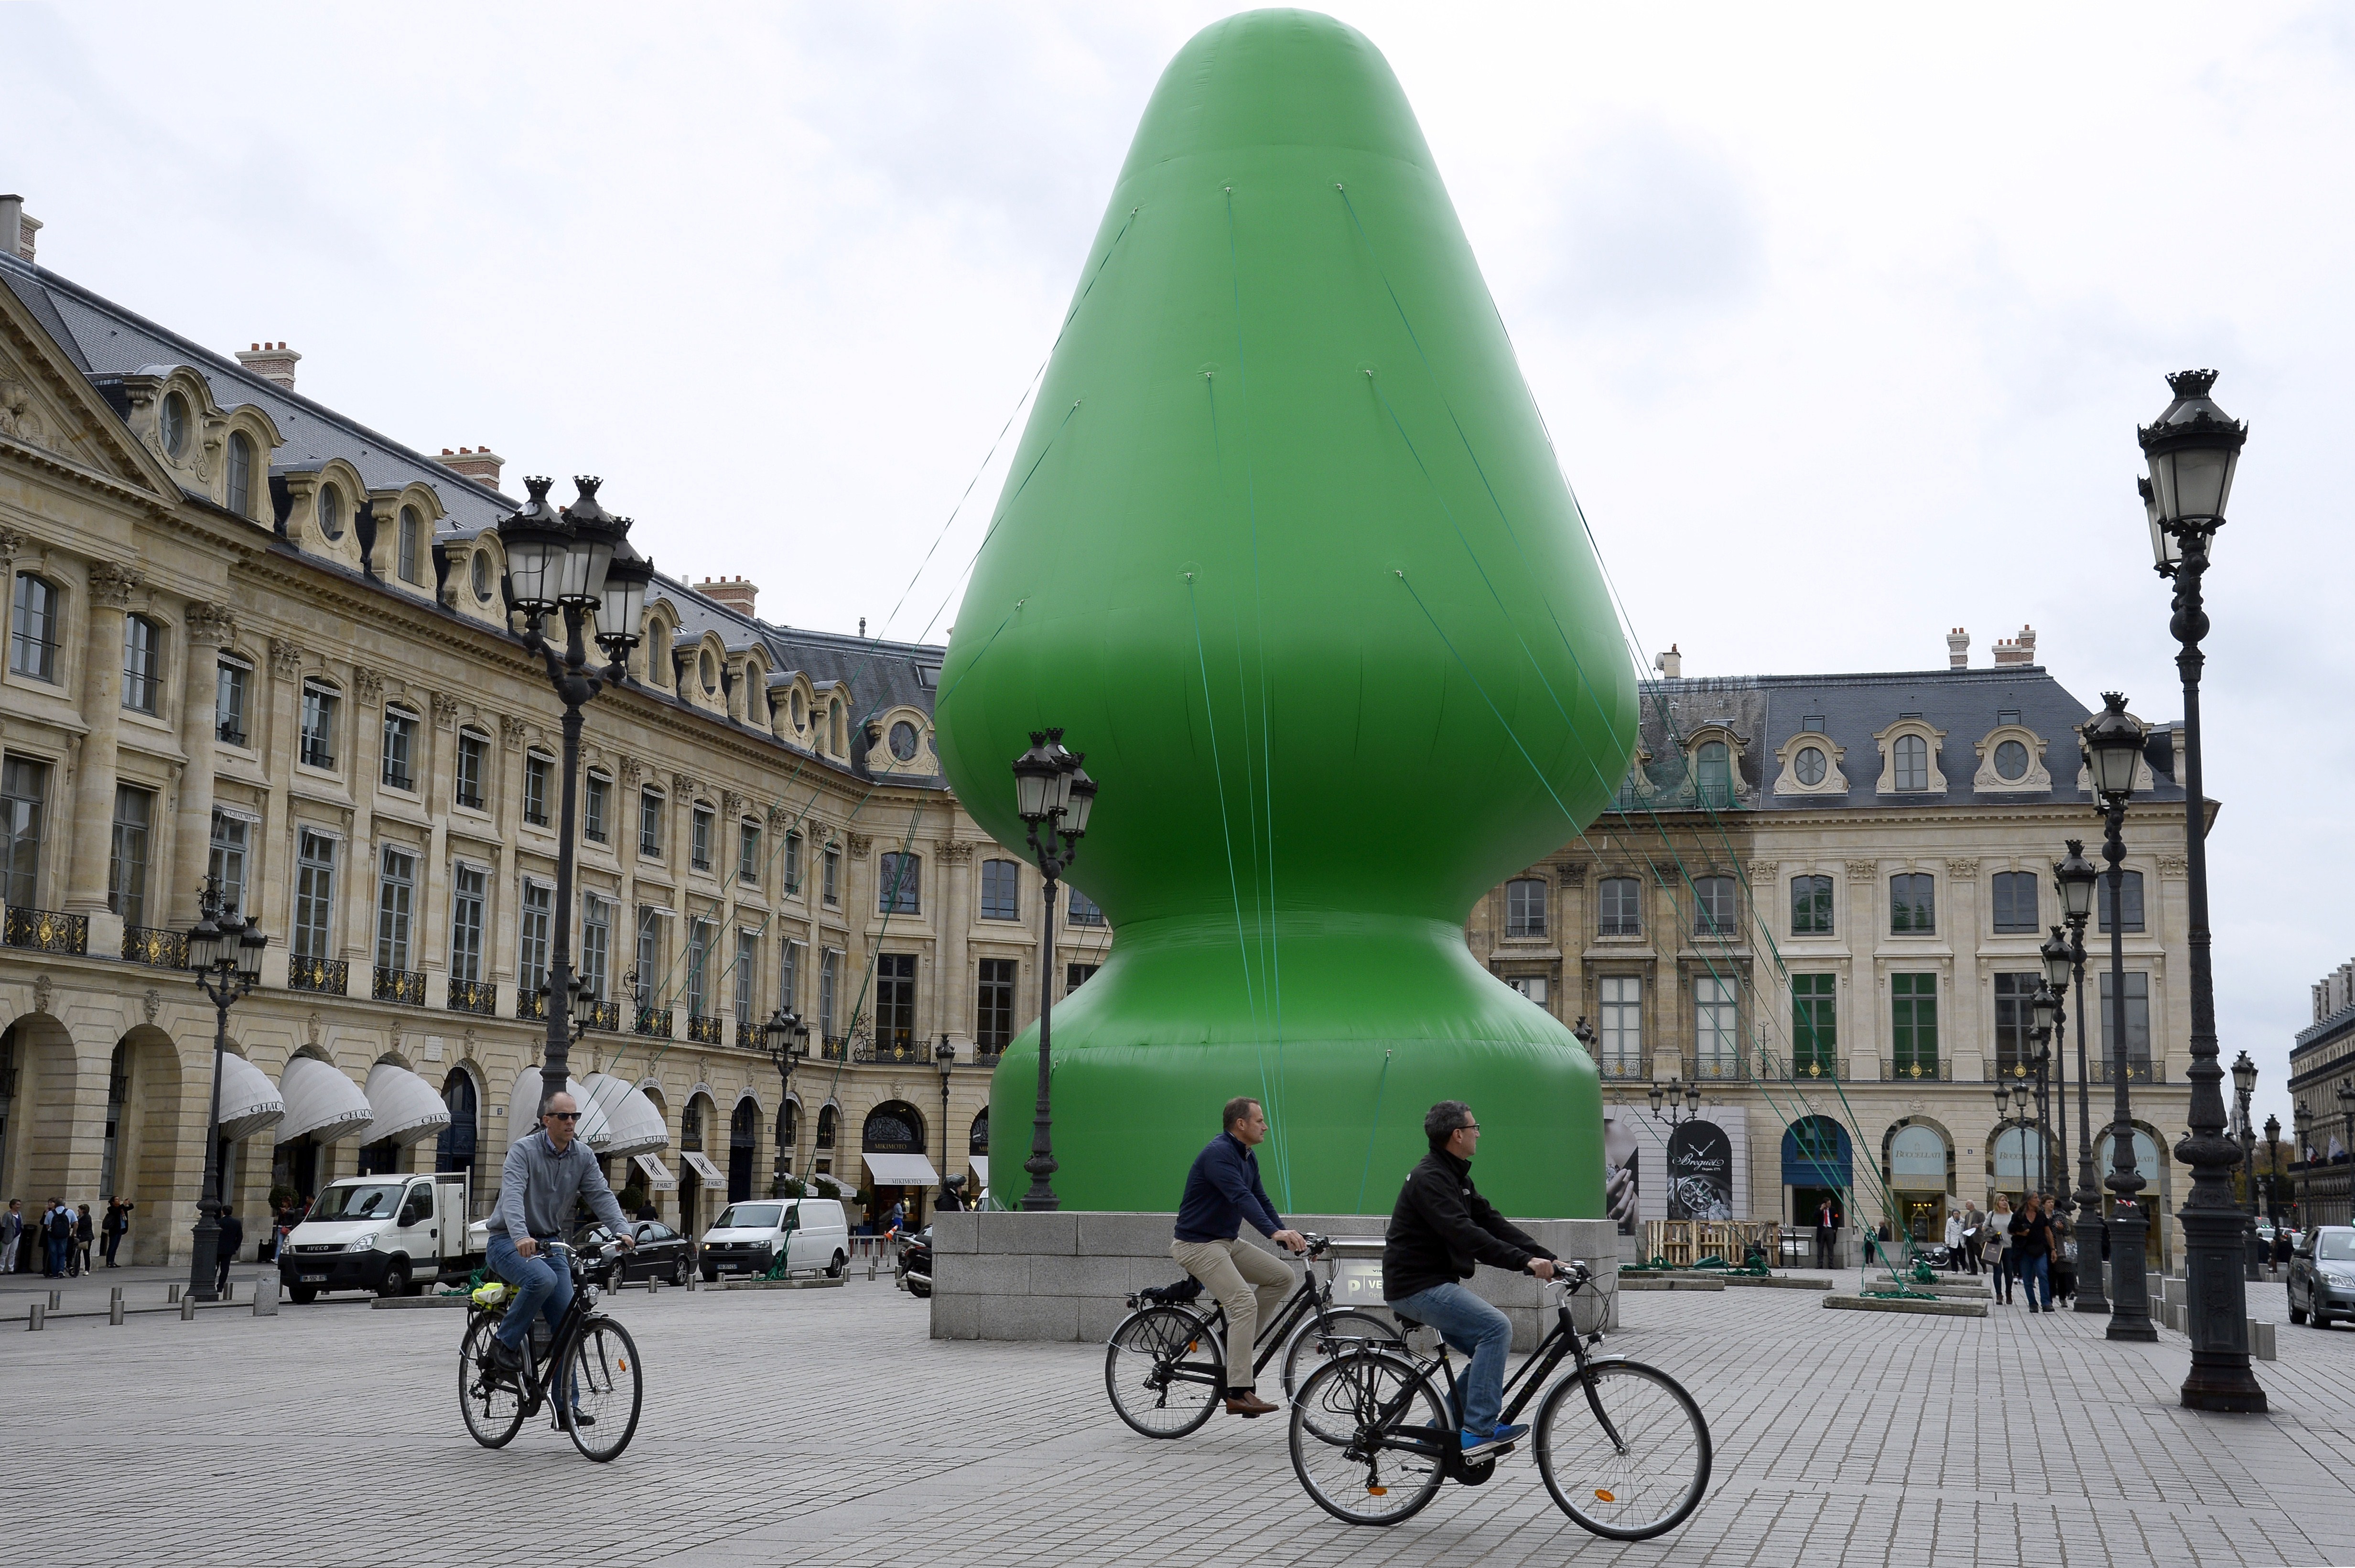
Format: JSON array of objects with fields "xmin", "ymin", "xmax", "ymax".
[{"xmin": 1665, "ymin": 1120, "xmax": 1736, "ymax": 1221}]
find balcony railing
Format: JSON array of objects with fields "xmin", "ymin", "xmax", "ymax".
[
  {"xmin": 736, "ymin": 1020, "xmax": 763, "ymax": 1049},
  {"xmin": 971, "ymin": 1047, "xmax": 1006, "ymax": 1068},
  {"xmin": 2094, "ymin": 1059, "xmax": 2162, "ymax": 1084},
  {"xmin": 122, "ymin": 925, "xmax": 188, "ymax": 969},
  {"xmin": 4, "ymin": 907, "xmax": 88, "ymax": 956},
  {"xmin": 1691, "ymin": 1053, "xmax": 1747, "ymax": 1083},
  {"xmin": 1987, "ymin": 1060, "xmax": 2046, "ymax": 1083},
  {"xmin": 447, "ymin": 978, "xmax": 496, "ymax": 1016},
  {"xmin": 686, "ymin": 1014, "xmax": 723, "ymax": 1045},
  {"xmin": 518, "ymin": 988, "xmax": 549, "ymax": 1021},
  {"xmin": 582, "ymin": 1000, "xmax": 622, "ymax": 1033},
  {"xmin": 1595, "ymin": 1056, "xmax": 1646, "ymax": 1081},
  {"xmin": 1788, "ymin": 1056, "xmax": 1841, "ymax": 1082},
  {"xmin": 855, "ymin": 1039, "xmax": 932, "ymax": 1064},
  {"xmin": 1884, "ymin": 1056, "xmax": 1952, "ymax": 1083},
  {"xmin": 372, "ymin": 966, "xmax": 426, "ymax": 1006},
  {"xmin": 819, "ymin": 1037, "xmax": 849, "ymax": 1062},
  {"xmin": 287, "ymin": 955, "xmax": 347, "ymax": 995},
  {"xmin": 633, "ymin": 1007, "xmax": 673, "ymax": 1039}
]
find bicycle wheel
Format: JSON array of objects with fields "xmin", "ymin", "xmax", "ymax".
[
  {"xmin": 1104, "ymin": 1306, "xmax": 1221, "ymax": 1439},
  {"xmin": 560, "ymin": 1317, "xmax": 644, "ymax": 1462},
  {"xmin": 1278, "ymin": 1309, "xmax": 1397, "ymax": 1400},
  {"xmin": 1287, "ymin": 1350, "xmax": 1448, "ymax": 1527},
  {"xmin": 458, "ymin": 1314, "xmax": 526, "ymax": 1450},
  {"xmin": 1534, "ymin": 1359, "xmax": 1712, "ymax": 1540}
]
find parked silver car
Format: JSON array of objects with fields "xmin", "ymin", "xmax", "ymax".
[{"xmin": 2288, "ymin": 1225, "xmax": 2355, "ymax": 1328}]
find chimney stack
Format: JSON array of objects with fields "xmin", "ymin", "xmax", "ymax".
[
  {"xmin": 1653, "ymin": 644, "xmax": 1682, "ymax": 680},
  {"xmin": 696, "ymin": 576, "xmax": 759, "ymax": 618},
  {"xmin": 1991, "ymin": 623, "xmax": 2038, "ymax": 667},
  {"xmin": 1946, "ymin": 627, "xmax": 1970, "ymax": 669},
  {"xmin": 438, "ymin": 446, "xmax": 506, "ymax": 491},
  {"xmin": 235, "ymin": 342, "xmax": 301, "ymax": 391},
  {"xmin": 0, "ymin": 196, "xmax": 39, "ymax": 263}
]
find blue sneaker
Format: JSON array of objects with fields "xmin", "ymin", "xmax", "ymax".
[{"xmin": 1461, "ymin": 1422, "xmax": 1527, "ymax": 1458}]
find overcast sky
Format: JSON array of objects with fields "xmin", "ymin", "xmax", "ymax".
[{"xmin": 7, "ymin": 3, "xmax": 2350, "ymax": 1137}]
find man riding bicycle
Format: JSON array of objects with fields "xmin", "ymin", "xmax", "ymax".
[
  {"xmin": 1171, "ymin": 1096, "xmax": 1308, "ymax": 1418},
  {"xmin": 1384, "ymin": 1100, "xmax": 1558, "ymax": 1459},
  {"xmin": 484, "ymin": 1089, "xmax": 632, "ymax": 1375}
]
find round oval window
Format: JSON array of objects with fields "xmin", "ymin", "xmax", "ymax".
[
  {"xmin": 701, "ymin": 651, "xmax": 717, "ymax": 693},
  {"xmin": 888, "ymin": 720, "xmax": 919, "ymax": 762},
  {"xmin": 1794, "ymin": 745, "xmax": 1827, "ymax": 786},
  {"xmin": 161, "ymin": 391, "xmax": 190, "ymax": 457},
  {"xmin": 317, "ymin": 484, "xmax": 345, "ymax": 540},
  {"xmin": 471, "ymin": 551, "xmax": 492, "ymax": 601},
  {"xmin": 1994, "ymin": 739, "xmax": 2030, "ymax": 780}
]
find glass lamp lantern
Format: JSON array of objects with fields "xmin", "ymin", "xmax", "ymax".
[
  {"xmin": 2054, "ymin": 841, "xmax": 2099, "ymax": 924},
  {"xmin": 1062, "ymin": 763, "xmax": 1098, "ymax": 838},
  {"xmin": 235, "ymin": 923, "xmax": 268, "ymax": 987},
  {"xmin": 2230, "ymin": 1050, "xmax": 2257, "ymax": 1102},
  {"xmin": 2137, "ymin": 369, "xmax": 2246, "ymax": 563},
  {"xmin": 187, "ymin": 913, "xmax": 227, "ymax": 973},
  {"xmin": 597, "ymin": 531, "xmax": 654, "ymax": 658},
  {"xmin": 1012, "ymin": 731, "xmax": 1064, "ymax": 823},
  {"xmin": 2041, "ymin": 927, "xmax": 2074, "ymax": 990},
  {"xmin": 497, "ymin": 476, "xmax": 572, "ymax": 616},
  {"xmin": 2083, "ymin": 693, "xmax": 2146, "ymax": 799}
]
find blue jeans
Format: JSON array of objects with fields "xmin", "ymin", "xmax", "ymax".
[
  {"xmin": 2019, "ymin": 1254, "xmax": 2052, "ymax": 1310},
  {"xmin": 487, "ymin": 1233, "xmax": 571, "ymax": 1357},
  {"xmin": 1992, "ymin": 1251, "xmax": 2014, "ymax": 1302},
  {"xmin": 46, "ymin": 1237, "xmax": 69, "ymax": 1276},
  {"xmin": 1388, "ymin": 1281, "xmax": 1512, "ymax": 1439}
]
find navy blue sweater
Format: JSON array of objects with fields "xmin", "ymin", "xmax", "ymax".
[{"xmin": 1173, "ymin": 1132, "xmax": 1285, "ymax": 1243}]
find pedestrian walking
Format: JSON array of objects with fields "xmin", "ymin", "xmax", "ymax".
[
  {"xmin": 73, "ymin": 1204, "xmax": 94, "ymax": 1275},
  {"xmin": 1943, "ymin": 1209, "xmax": 1964, "ymax": 1272},
  {"xmin": 2010, "ymin": 1194, "xmax": 2056, "ymax": 1313},
  {"xmin": 44, "ymin": 1198, "xmax": 73, "ymax": 1278},
  {"xmin": 0, "ymin": 1200, "xmax": 19, "ymax": 1275},
  {"xmin": 1988, "ymin": 1196, "xmax": 2015, "ymax": 1304},
  {"xmin": 101, "ymin": 1197, "xmax": 131, "ymax": 1267},
  {"xmin": 1813, "ymin": 1197, "xmax": 1838, "ymax": 1271},
  {"xmin": 215, "ymin": 1211, "xmax": 244, "ymax": 1295},
  {"xmin": 1960, "ymin": 1202, "xmax": 1986, "ymax": 1275}
]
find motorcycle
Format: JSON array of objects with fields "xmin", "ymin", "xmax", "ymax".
[{"xmin": 894, "ymin": 1226, "xmax": 933, "ymax": 1299}]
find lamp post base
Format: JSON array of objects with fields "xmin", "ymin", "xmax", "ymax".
[
  {"xmin": 2072, "ymin": 1205, "xmax": 2109, "ymax": 1313},
  {"xmin": 2105, "ymin": 1209, "xmax": 2158, "ymax": 1342}
]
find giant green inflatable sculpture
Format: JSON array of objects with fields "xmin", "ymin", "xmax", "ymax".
[{"xmin": 936, "ymin": 9, "xmax": 1637, "ymax": 1218}]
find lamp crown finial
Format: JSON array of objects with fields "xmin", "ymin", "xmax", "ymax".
[
  {"xmin": 2165, "ymin": 368, "xmax": 2219, "ymax": 399},
  {"xmin": 523, "ymin": 475, "xmax": 553, "ymax": 504}
]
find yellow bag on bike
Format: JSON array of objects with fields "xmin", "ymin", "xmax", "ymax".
[{"xmin": 471, "ymin": 1280, "xmax": 513, "ymax": 1313}]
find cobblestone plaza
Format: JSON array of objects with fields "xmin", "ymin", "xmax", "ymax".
[{"xmin": 3, "ymin": 1265, "xmax": 2347, "ymax": 1568}]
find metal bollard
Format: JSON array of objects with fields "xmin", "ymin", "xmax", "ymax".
[
  {"xmin": 109, "ymin": 1298, "xmax": 125, "ymax": 1326},
  {"xmin": 110, "ymin": 1286, "xmax": 123, "ymax": 1306},
  {"xmin": 26, "ymin": 1303, "xmax": 43, "ymax": 1332},
  {"xmin": 180, "ymin": 1293, "xmax": 197, "ymax": 1321},
  {"xmin": 47, "ymin": 1289, "xmax": 61, "ymax": 1310},
  {"xmin": 167, "ymin": 1283, "xmax": 182, "ymax": 1304}
]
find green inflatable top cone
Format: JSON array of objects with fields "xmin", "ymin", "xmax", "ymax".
[{"xmin": 937, "ymin": 10, "xmax": 1636, "ymax": 1218}]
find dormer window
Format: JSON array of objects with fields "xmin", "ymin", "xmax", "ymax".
[
  {"xmin": 1793, "ymin": 746, "xmax": 1827, "ymax": 786},
  {"xmin": 792, "ymin": 690, "xmax": 807, "ymax": 729},
  {"xmin": 889, "ymin": 720, "xmax": 919, "ymax": 763},
  {"xmin": 161, "ymin": 391, "xmax": 191, "ymax": 459},
  {"xmin": 1893, "ymin": 734, "xmax": 1929, "ymax": 792},
  {"xmin": 1992, "ymin": 740, "xmax": 2030, "ymax": 781},
  {"xmin": 317, "ymin": 484, "xmax": 346, "ymax": 541},
  {"xmin": 1696, "ymin": 741, "xmax": 1731, "ymax": 808},
  {"xmin": 227, "ymin": 433, "xmax": 256, "ymax": 518},
  {"xmin": 700, "ymin": 650, "xmax": 717, "ymax": 695},
  {"xmin": 470, "ymin": 551, "xmax": 493, "ymax": 603},
  {"xmin": 648, "ymin": 623, "xmax": 669, "ymax": 685}
]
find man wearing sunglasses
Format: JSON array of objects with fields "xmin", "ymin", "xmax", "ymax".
[
  {"xmin": 1383, "ymin": 1101, "xmax": 1558, "ymax": 1459},
  {"xmin": 484, "ymin": 1090, "xmax": 632, "ymax": 1374}
]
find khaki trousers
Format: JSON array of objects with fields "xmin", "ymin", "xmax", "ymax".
[{"xmin": 1170, "ymin": 1236, "xmax": 1295, "ymax": 1393}]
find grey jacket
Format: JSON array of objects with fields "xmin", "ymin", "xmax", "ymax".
[{"xmin": 489, "ymin": 1130, "xmax": 626, "ymax": 1246}]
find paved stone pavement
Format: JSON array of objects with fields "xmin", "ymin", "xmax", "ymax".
[{"xmin": 0, "ymin": 1265, "xmax": 2348, "ymax": 1568}]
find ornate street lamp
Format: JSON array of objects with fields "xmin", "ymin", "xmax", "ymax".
[
  {"xmin": 2293, "ymin": 1102, "xmax": 2313, "ymax": 1232},
  {"xmin": 2231, "ymin": 1052, "xmax": 2261, "ymax": 1282},
  {"xmin": 498, "ymin": 476, "xmax": 653, "ymax": 1117},
  {"xmin": 2054, "ymin": 843, "xmax": 2108, "ymax": 1312},
  {"xmin": 2263, "ymin": 1113, "xmax": 2282, "ymax": 1232},
  {"xmin": 1010, "ymin": 729, "xmax": 1097, "ymax": 1211},
  {"xmin": 935, "ymin": 1034, "xmax": 956, "ymax": 1212},
  {"xmin": 185, "ymin": 876, "xmax": 267, "ymax": 1302},
  {"xmin": 1646, "ymin": 1075, "xmax": 1704, "ymax": 1128},
  {"xmin": 2137, "ymin": 371, "xmax": 2263, "ymax": 1410},
  {"xmin": 2085, "ymin": 692, "xmax": 2158, "ymax": 1342},
  {"xmin": 2340, "ymin": 1082, "xmax": 2355, "ymax": 1227},
  {"xmin": 2038, "ymin": 930, "xmax": 2075, "ymax": 1219},
  {"xmin": 760, "ymin": 1008, "xmax": 809, "ymax": 1194}
]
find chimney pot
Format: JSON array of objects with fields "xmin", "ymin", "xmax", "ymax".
[
  {"xmin": 234, "ymin": 342, "xmax": 302, "ymax": 391},
  {"xmin": 438, "ymin": 446, "xmax": 507, "ymax": 492},
  {"xmin": 1653, "ymin": 643, "xmax": 1682, "ymax": 680},
  {"xmin": 696, "ymin": 577, "xmax": 760, "ymax": 618},
  {"xmin": 1991, "ymin": 623, "xmax": 2037, "ymax": 667}
]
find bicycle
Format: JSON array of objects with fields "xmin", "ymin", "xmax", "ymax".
[
  {"xmin": 458, "ymin": 1241, "xmax": 644, "ymax": 1462},
  {"xmin": 1103, "ymin": 1232, "xmax": 1400, "ymax": 1438},
  {"xmin": 1287, "ymin": 1262, "xmax": 1710, "ymax": 1538}
]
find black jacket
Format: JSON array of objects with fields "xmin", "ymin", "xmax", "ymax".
[
  {"xmin": 1382, "ymin": 1149, "xmax": 1553, "ymax": 1301},
  {"xmin": 217, "ymin": 1214, "xmax": 245, "ymax": 1262}
]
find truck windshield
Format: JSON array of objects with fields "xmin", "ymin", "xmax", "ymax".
[
  {"xmin": 713, "ymin": 1203, "xmax": 782, "ymax": 1230},
  {"xmin": 308, "ymin": 1183, "xmax": 409, "ymax": 1222},
  {"xmin": 2320, "ymin": 1232, "xmax": 2355, "ymax": 1262}
]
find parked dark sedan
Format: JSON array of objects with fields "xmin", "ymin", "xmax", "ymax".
[
  {"xmin": 577, "ymin": 1220, "xmax": 692, "ymax": 1289},
  {"xmin": 2289, "ymin": 1225, "xmax": 2355, "ymax": 1329}
]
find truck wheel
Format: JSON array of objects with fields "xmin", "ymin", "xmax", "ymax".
[
  {"xmin": 378, "ymin": 1258, "xmax": 412, "ymax": 1299},
  {"xmin": 289, "ymin": 1286, "xmax": 318, "ymax": 1304}
]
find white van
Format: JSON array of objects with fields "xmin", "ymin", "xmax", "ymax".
[
  {"xmin": 698, "ymin": 1197, "xmax": 849, "ymax": 1282},
  {"xmin": 279, "ymin": 1173, "xmax": 477, "ymax": 1301}
]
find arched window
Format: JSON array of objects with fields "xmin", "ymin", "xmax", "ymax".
[
  {"xmin": 863, "ymin": 1100, "xmax": 925, "ymax": 1154},
  {"xmin": 1696, "ymin": 741, "xmax": 1731, "ymax": 807},
  {"xmin": 397, "ymin": 505, "xmax": 423, "ymax": 585},
  {"xmin": 700, "ymin": 649, "xmax": 717, "ymax": 695},
  {"xmin": 316, "ymin": 483, "xmax": 345, "ymax": 541},
  {"xmin": 969, "ymin": 1108, "xmax": 988, "ymax": 1156},
  {"xmin": 728, "ymin": 1098, "xmax": 758, "ymax": 1202},
  {"xmin": 1893, "ymin": 733, "xmax": 1929, "ymax": 792},
  {"xmin": 816, "ymin": 1104, "xmax": 837, "ymax": 1149},
  {"xmin": 469, "ymin": 550, "xmax": 491, "ymax": 603},
  {"xmin": 831, "ymin": 700, "xmax": 844, "ymax": 754},
  {"xmin": 888, "ymin": 720, "xmax": 919, "ymax": 762},
  {"xmin": 681, "ymin": 1098, "xmax": 704, "ymax": 1151},
  {"xmin": 792, "ymin": 690, "xmax": 807, "ymax": 729},
  {"xmin": 160, "ymin": 391, "xmax": 191, "ymax": 458},
  {"xmin": 779, "ymin": 1101, "xmax": 799, "ymax": 1170},
  {"xmin": 435, "ymin": 1068, "xmax": 478, "ymax": 1174},
  {"xmin": 648, "ymin": 623, "xmax": 669, "ymax": 686},
  {"xmin": 227, "ymin": 432, "xmax": 256, "ymax": 518}
]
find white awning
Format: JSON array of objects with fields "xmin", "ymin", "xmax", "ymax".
[
  {"xmin": 582, "ymin": 1072, "xmax": 669, "ymax": 1158},
  {"xmin": 680, "ymin": 1150, "xmax": 725, "ymax": 1184},
  {"xmin": 214, "ymin": 1054, "xmax": 283, "ymax": 1143},
  {"xmin": 969, "ymin": 1154, "xmax": 989, "ymax": 1195},
  {"xmin": 862, "ymin": 1152, "xmax": 940, "ymax": 1187},
  {"xmin": 505, "ymin": 1067, "xmax": 612, "ymax": 1147},
  {"xmin": 363, "ymin": 1062, "xmax": 451, "ymax": 1147},
  {"xmin": 276, "ymin": 1056, "xmax": 375, "ymax": 1145},
  {"xmin": 631, "ymin": 1153, "xmax": 679, "ymax": 1192}
]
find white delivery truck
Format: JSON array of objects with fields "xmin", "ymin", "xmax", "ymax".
[{"xmin": 278, "ymin": 1171, "xmax": 480, "ymax": 1302}]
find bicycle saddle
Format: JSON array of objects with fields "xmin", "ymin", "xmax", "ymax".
[{"xmin": 1392, "ymin": 1312, "xmax": 1426, "ymax": 1332}]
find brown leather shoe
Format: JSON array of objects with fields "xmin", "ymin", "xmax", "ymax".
[{"xmin": 1225, "ymin": 1392, "xmax": 1279, "ymax": 1418}]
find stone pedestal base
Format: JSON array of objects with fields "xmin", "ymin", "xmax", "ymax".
[{"xmin": 929, "ymin": 1211, "xmax": 1619, "ymax": 1351}]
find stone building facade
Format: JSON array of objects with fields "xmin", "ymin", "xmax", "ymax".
[
  {"xmin": 1467, "ymin": 657, "xmax": 2200, "ymax": 1266},
  {"xmin": 2289, "ymin": 958, "xmax": 2355, "ymax": 1227},
  {"xmin": 0, "ymin": 229, "xmax": 1110, "ymax": 1265}
]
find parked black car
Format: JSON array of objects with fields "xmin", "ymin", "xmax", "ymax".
[
  {"xmin": 577, "ymin": 1219, "xmax": 692, "ymax": 1289},
  {"xmin": 896, "ymin": 1226, "xmax": 934, "ymax": 1299}
]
